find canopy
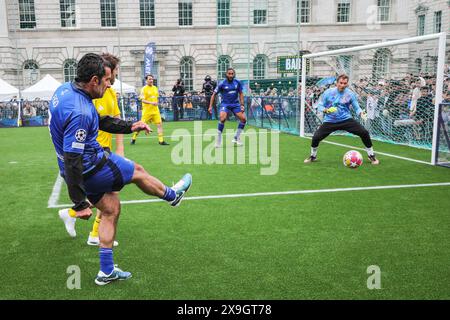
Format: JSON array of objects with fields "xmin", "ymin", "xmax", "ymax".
[
  {"xmin": 112, "ymin": 79, "xmax": 136, "ymax": 94},
  {"xmin": 22, "ymin": 74, "xmax": 61, "ymax": 100},
  {"xmin": 0, "ymin": 78, "xmax": 19, "ymax": 101}
]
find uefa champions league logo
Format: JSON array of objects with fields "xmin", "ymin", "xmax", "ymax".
[{"xmin": 75, "ymin": 129, "xmax": 87, "ymax": 142}]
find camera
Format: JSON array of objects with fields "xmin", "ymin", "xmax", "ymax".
[{"xmin": 203, "ymin": 75, "xmax": 216, "ymax": 96}]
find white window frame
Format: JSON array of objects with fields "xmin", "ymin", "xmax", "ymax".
[
  {"xmin": 377, "ymin": 0, "xmax": 390, "ymax": 23},
  {"xmin": 60, "ymin": 0, "xmax": 77, "ymax": 28},
  {"xmin": 372, "ymin": 48, "xmax": 391, "ymax": 80},
  {"xmin": 336, "ymin": 0, "xmax": 351, "ymax": 23},
  {"xmin": 178, "ymin": 0, "xmax": 193, "ymax": 26},
  {"xmin": 297, "ymin": 0, "xmax": 311, "ymax": 24},
  {"xmin": 63, "ymin": 59, "xmax": 77, "ymax": 82},
  {"xmin": 19, "ymin": 0, "xmax": 37, "ymax": 29},
  {"xmin": 140, "ymin": 0, "xmax": 155, "ymax": 27},
  {"xmin": 433, "ymin": 11, "xmax": 442, "ymax": 34},
  {"xmin": 180, "ymin": 57, "xmax": 194, "ymax": 91},
  {"xmin": 217, "ymin": 55, "xmax": 232, "ymax": 80},
  {"xmin": 253, "ymin": 55, "xmax": 267, "ymax": 80},
  {"xmin": 100, "ymin": 0, "xmax": 117, "ymax": 28},
  {"xmin": 217, "ymin": 0, "xmax": 231, "ymax": 26},
  {"xmin": 23, "ymin": 61, "xmax": 40, "ymax": 86},
  {"xmin": 417, "ymin": 14, "xmax": 425, "ymax": 36}
]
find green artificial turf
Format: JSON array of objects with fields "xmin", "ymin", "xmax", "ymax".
[{"xmin": 0, "ymin": 121, "xmax": 449, "ymax": 299}]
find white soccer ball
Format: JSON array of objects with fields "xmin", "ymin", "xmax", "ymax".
[
  {"xmin": 382, "ymin": 109, "xmax": 389, "ymax": 117},
  {"xmin": 343, "ymin": 150, "xmax": 363, "ymax": 168}
]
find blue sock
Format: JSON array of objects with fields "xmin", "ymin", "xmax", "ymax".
[
  {"xmin": 218, "ymin": 122, "xmax": 224, "ymax": 132},
  {"xmin": 162, "ymin": 186, "xmax": 176, "ymax": 202},
  {"xmin": 99, "ymin": 248, "xmax": 114, "ymax": 275}
]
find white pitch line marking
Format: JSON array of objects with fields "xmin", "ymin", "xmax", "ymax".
[
  {"xmin": 113, "ymin": 130, "xmax": 278, "ymax": 140},
  {"xmin": 47, "ymin": 174, "xmax": 64, "ymax": 208},
  {"xmin": 303, "ymin": 137, "xmax": 432, "ymax": 165},
  {"xmin": 48, "ymin": 182, "xmax": 450, "ymax": 208}
]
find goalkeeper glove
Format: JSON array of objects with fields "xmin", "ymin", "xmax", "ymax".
[
  {"xmin": 325, "ymin": 107, "xmax": 338, "ymax": 114},
  {"xmin": 360, "ymin": 111, "xmax": 367, "ymax": 121}
]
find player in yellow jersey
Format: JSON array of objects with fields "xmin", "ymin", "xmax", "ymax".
[
  {"xmin": 58, "ymin": 53, "xmax": 122, "ymax": 246},
  {"xmin": 131, "ymin": 74, "xmax": 169, "ymax": 145}
]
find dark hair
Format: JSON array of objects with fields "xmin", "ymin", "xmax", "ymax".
[
  {"xmin": 101, "ymin": 53, "xmax": 120, "ymax": 71},
  {"xmin": 146, "ymin": 74, "xmax": 154, "ymax": 80},
  {"xmin": 75, "ymin": 53, "xmax": 109, "ymax": 83},
  {"xmin": 226, "ymin": 68, "xmax": 235, "ymax": 74},
  {"xmin": 337, "ymin": 74, "xmax": 349, "ymax": 82}
]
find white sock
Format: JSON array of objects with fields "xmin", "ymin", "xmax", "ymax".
[
  {"xmin": 311, "ymin": 147, "xmax": 318, "ymax": 157},
  {"xmin": 366, "ymin": 147, "xmax": 374, "ymax": 156},
  {"xmin": 217, "ymin": 131, "xmax": 222, "ymax": 145},
  {"xmin": 235, "ymin": 128, "xmax": 243, "ymax": 140}
]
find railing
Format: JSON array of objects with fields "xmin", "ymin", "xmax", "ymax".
[{"xmin": 0, "ymin": 95, "xmax": 302, "ymax": 132}]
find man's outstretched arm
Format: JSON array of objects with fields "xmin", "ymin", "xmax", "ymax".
[{"xmin": 99, "ymin": 116, "xmax": 151, "ymax": 134}]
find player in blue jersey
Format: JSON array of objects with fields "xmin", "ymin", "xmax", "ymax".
[
  {"xmin": 49, "ymin": 53, "xmax": 192, "ymax": 286},
  {"xmin": 208, "ymin": 68, "xmax": 246, "ymax": 147},
  {"xmin": 304, "ymin": 74, "xmax": 379, "ymax": 164}
]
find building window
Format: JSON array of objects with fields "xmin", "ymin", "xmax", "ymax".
[
  {"xmin": 140, "ymin": 0, "xmax": 155, "ymax": 27},
  {"xmin": 253, "ymin": 0, "xmax": 267, "ymax": 25},
  {"xmin": 415, "ymin": 58, "xmax": 422, "ymax": 74},
  {"xmin": 217, "ymin": 0, "xmax": 230, "ymax": 26},
  {"xmin": 372, "ymin": 48, "xmax": 390, "ymax": 80},
  {"xmin": 337, "ymin": 0, "xmax": 351, "ymax": 23},
  {"xmin": 100, "ymin": 0, "xmax": 116, "ymax": 27},
  {"xmin": 297, "ymin": 0, "xmax": 311, "ymax": 24},
  {"xmin": 19, "ymin": 0, "xmax": 36, "ymax": 29},
  {"xmin": 23, "ymin": 61, "xmax": 39, "ymax": 86},
  {"xmin": 434, "ymin": 11, "xmax": 442, "ymax": 33},
  {"xmin": 178, "ymin": 0, "xmax": 193, "ymax": 26},
  {"xmin": 60, "ymin": 0, "xmax": 76, "ymax": 28},
  {"xmin": 217, "ymin": 56, "xmax": 231, "ymax": 80},
  {"xmin": 180, "ymin": 57, "xmax": 194, "ymax": 91},
  {"xmin": 63, "ymin": 59, "xmax": 77, "ymax": 82},
  {"xmin": 253, "ymin": 55, "xmax": 267, "ymax": 80},
  {"xmin": 417, "ymin": 14, "xmax": 425, "ymax": 36},
  {"xmin": 377, "ymin": 0, "xmax": 390, "ymax": 22}
]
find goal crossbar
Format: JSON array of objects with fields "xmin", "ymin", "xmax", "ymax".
[{"xmin": 300, "ymin": 32, "xmax": 447, "ymax": 165}]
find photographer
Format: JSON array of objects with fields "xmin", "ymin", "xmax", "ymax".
[
  {"xmin": 172, "ymin": 79, "xmax": 185, "ymax": 121},
  {"xmin": 202, "ymin": 75, "xmax": 217, "ymax": 120}
]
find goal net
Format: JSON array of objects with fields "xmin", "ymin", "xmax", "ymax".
[{"xmin": 300, "ymin": 33, "xmax": 448, "ymax": 164}]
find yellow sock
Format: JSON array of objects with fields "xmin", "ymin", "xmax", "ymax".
[
  {"xmin": 158, "ymin": 132, "xmax": 164, "ymax": 143},
  {"xmin": 68, "ymin": 208, "xmax": 77, "ymax": 218},
  {"xmin": 132, "ymin": 131, "xmax": 139, "ymax": 140},
  {"xmin": 90, "ymin": 215, "xmax": 101, "ymax": 237}
]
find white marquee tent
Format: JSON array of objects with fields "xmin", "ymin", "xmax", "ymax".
[
  {"xmin": 0, "ymin": 78, "xmax": 19, "ymax": 101},
  {"xmin": 112, "ymin": 79, "xmax": 136, "ymax": 94},
  {"xmin": 22, "ymin": 74, "xmax": 61, "ymax": 101}
]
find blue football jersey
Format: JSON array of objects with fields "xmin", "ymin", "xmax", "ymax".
[
  {"xmin": 317, "ymin": 87, "xmax": 362, "ymax": 123},
  {"xmin": 214, "ymin": 79, "xmax": 243, "ymax": 107},
  {"xmin": 48, "ymin": 82, "xmax": 105, "ymax": 175}
]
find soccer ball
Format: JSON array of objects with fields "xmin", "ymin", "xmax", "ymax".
[{"xmin": 343, "ymin": 150, "xmax": 363, "ymax": 168}]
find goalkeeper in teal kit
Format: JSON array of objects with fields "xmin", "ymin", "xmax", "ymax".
[{"xmin": 304, "ymin": 74, "xmax": 379, "ymax": 165}]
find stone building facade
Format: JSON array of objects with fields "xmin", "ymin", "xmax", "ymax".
[{"xmin": 0, "ymin": 0, "xmax": 447, "ymax": 93}]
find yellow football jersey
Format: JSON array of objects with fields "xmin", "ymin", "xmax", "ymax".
[
  {"xmin": 93, "ymin": 87, "xmax": 121, "ymax": 150},
  {"xmin": 139, "ymin": 85, "xmax": 159, "ymax": 113}
]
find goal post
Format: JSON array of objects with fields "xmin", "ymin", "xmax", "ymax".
[
  {"xmin": 300, "ymin": 32, "xmax": 448, "ymax": 165},
  {"xmin": 435, "ymin": 103, "xmax": 450, "ymax": 168}
]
